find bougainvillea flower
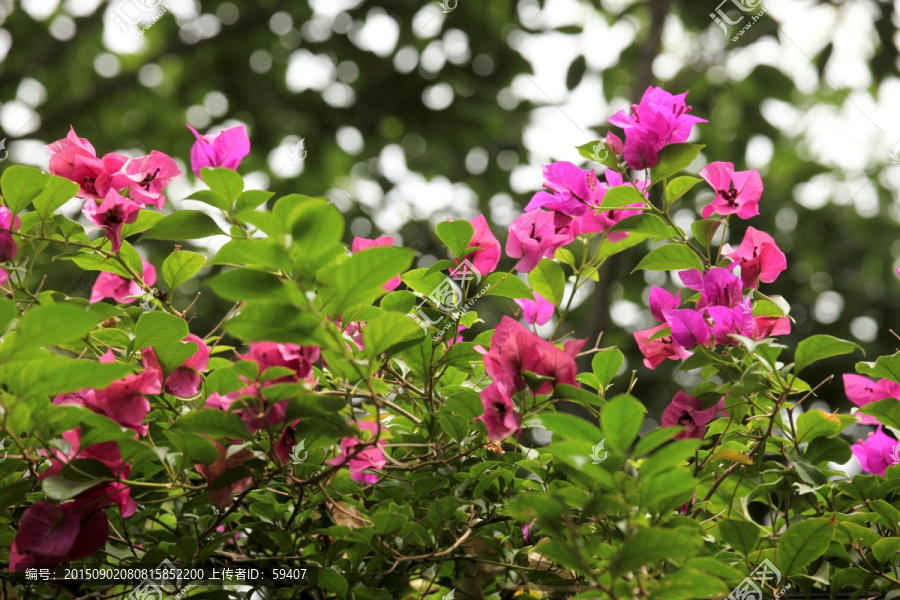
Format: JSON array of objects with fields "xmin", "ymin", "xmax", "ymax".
[
  {"xmin": 196, "ymin": 440, "xmax": 255, "ymax": 511},
  {"xmin": 474, "ymin": 379, "xmax": 522, "ymax": 442},
  {"xmin": 662, "ymin": 308, "xmax": 711, "ymax": 349},
  {"xmin": 352, "ymin": 236, "xmax": 401, "ymax": 290},
  {"xmin": 187, "ymin": 124, "xmax": 251, "ymax": 177},
  {"xmin": 852, "ymin": 427, "xmax": 900, "ymax": 476},
  {"xmin": 843, "ymin": 374, "xmax": 900, "ymax": 426},
  {"xmin": 749, "ymin": 315, "xmax": 791, "ymax": 339},
  {"xmin": 0, "ymin": 205, "xmax": 22, "ymax": 262},
  {"xmin": 0, "ymin": 266, "xmax": 8, "ymax": 286},
  {"xmin": 117, "ymin": 150, "xmax": 183, "ymax": 210},
  {"xmin": 722, "ymin": 226, "xmax": 787, "ymax": 289},
  {"xmin": 40, "ymin": 429, "xmax": 136, "ymax": 518},
  {"xmin": 506, "ymin": 209, "xmax": 575, "ymax": 273},
  {"xmin": 90, "ymin": 258, "xmax": 157, "ymax": 304},
  {"xmin": 9, "ymin": 499, "xmax": 110, "ymax": 571},
  {"xmin": 679, "ymin": 268, "xmax": 743, "ymax": 309},
  {"xmin": 274, "ymin": 418, "xmax": 302, "ymax": 465},
  {"xmin": 238, "ymin": 341, "xmax": 320, "ymax": 386},
  {"xmin": 142, "ymin": 334, "xmax": 210, "ymax": 397},
  {"xmin": 526, "ymin": 162, "xmax": 596, "ymax": 216},
  {"xmin": 607, "ymin": 87, "xmax": 706, "ymax": 170},
  {"xmin": 82, "ymin": 189, "xmax": 142, "ymax": 252},
  {"xmin": 326, "ymin": 421, "xmax": 387, "ymax": 483},
  {"xmin": 451, "ymin": 214, "xmax": 501, "ymax": 278},
  {"xmin": 90, "ymin": 368, "xmax": 162, "ymax": 435},
  {"xmin": 482, "ymin": 316, "xmax": 583, "ymax": 395},
  {"xmin": 44, "ymin": 126, "xmax": 98, "ymax": 187},
  {"xmin": 661, "ymin": 391, "xmax": 720, "ymax": 440},
  {"xmin": 649, "ymin": 287, "xmax": 681, "ymax": 323},
  {"xmin": 205, "ymin": 386, "xmax": 287, "ymax": 434},
  {"xmin": 700, "ymin": 162, "xmax": 763, "ymax": 220},
  {"xmin": 634, "ymin": 324, "xmax": 692, "ymax": 369},
  {"xmin": 705, "ymin": 303, "xmax": 753, "ymax": 346},
  {"xmin": 515, "ymin": 292, "xmax": 555, "ymax": 326}
]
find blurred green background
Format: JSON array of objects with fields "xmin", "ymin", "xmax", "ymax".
[{"xmin": 3, "ymin": 0, "xmax": 899, "ymax": 432}]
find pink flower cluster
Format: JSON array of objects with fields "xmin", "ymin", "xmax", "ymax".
[
  {"xmin": 508, "ymin": 163, "xmax": 647, "ymax": 273},
  {"xmin": 475, "ymin": 316, "xmax": 585, "ymax": 441},
  {"xmin": 0, "ymin": 205, "xmax": 21, "ymax": 286},
  {"xmin": 44, "ymin": 127, "xmax": 182, "ymax": 251},
  {"xmin": 635, "ymin": 233, "xmax": 788, "ymax": 370},
  {"xmin": 842, "ymin": 374, "xmax": 900, "ymax": 475}
]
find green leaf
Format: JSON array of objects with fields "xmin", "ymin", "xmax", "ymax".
[
  {"xmin": 666, "ymin": 176, "xmax": 702, "ymax": 205},
  {"xmin": 691, "ymin": 219, "xmax": 723, "ymax": 248},
  {"xmin": 172, "ymin": 409, "xmax": 252, "ymax": 440},
  {"xmin": 43, "ymin": 476, "xmax": 109, "ymax": 501},
  {"xmin": 601, "ymin": 394, "xmax": 646, "ymax": 453},
  {"xmin": 200, "ymin": 167, "xmax": 243, "ymax": 207},
  {"xmin": 33, "ymin": 175, "xmax": 80, "ymax": 221},
  {"xmin": 716, "ymin": 519, "xmax": 762, "ymax": 556},
  {"xmin": 597, "ymin": 185, "xmax": 647, "ymax": 210},
  {"xmin": 164, "ymin": 431, "xmax": 220, "ymax": 465},
  {"xmin": 858, "ymin": 398, "xmax": 900, "ymax": 429},
  {"xmin": 133, "ymin": 311, "xmax": 189, "ymax": 349},
  {"xmin": 57, "ymin": 251, "xmax": 132, "ymax": 278},
  {"xmin": 592, "ymin": 348, "xmax": 624, "ymax": 391},
  {"xmin": 776, "ymin": 517, "xmax": 835, "ymax": 577},
  {"xmin": 186, "ymin": 189, "xmax": 230, "ymax": 212},
  {"xmin": 528, "ymin": 259, "xmax": 565, "ymax": 306},
  {"xmin": 8, "ymin": 304, "xmax": 104, "ymax": 349},
  {"xmin": 2, "ymin": 166, "xmax": 77, "ymax": 218},
  {"xmin": 142, "ymin": 210, "xmax": 225, "ymax": 241},
  {"xmin": 208, "ymin": 268, "xmax": 292, "ymax": 302},
  {"xmin": 480, "ymin": 272, "xmax": 531, "ymax": 300},
  {"xmin": 614, "ymin": 528, "xmax": 699, "ymax": 573},
  {"xmin": 650, "ymin": 143, "xmax": 704, "ymax": 183},
  {"xmin": 539, "ymin": 412, "xmax": 603, "ymax": 443},
  {"xmin": 795, "ymin": 410, "xmax": 845, "ymax": 443},
  {"xmin": 575, "ymin": 139, "xmax": 618, "ymax": 169},
  {"xmin": 317, "ymin": 246, "xmax": 414, "ymax": 317},
  {"xmin": 608, "ymin": 214, "xmax": 672, "ymax": 240},
  {"xmin": 120, "ymin": 210, "xmax": 165, "ymax": 239},
  {"xmin": 633, "ymin": 244, "xmax": 703, "ymax": 272},
  {"xmin": 162, "ymin": 250, "xmax": 206, "ymax": 292},
  {"xmin": 435, "ymin": 219, "xmax": 474, "ymax": 260},
  {"xmin": 856, "ymin": 351, "xmax": 900, "ymax": 382},
  {"xmin": 235, "ymin": 189, "xmax": 275, "ymax": 212},
  {"xmin": 152, "ymin": 340, "xmax": 199, "ymax": 376},
  {"xmin": 226, "ymin": 301, "xmax": 334, "ymax": 348},
  {"xmin": 872, "ymin": 538, "xmax": 900, "ymax": 564},
  {"xmin": 317, "ymin": 568, "xmax": 348, "ymax": 599},
  {"xmin": 289, "ymin": 198, "xmax": 345, "ymax": 277},
  {"xmin": 794, "ymin": 335, "xmax": 860, "ymax": 373},
  {"xmin": 363, "ymin": 312, "xmax": 425, "ymax": 358},
  {"xmin": 210, "ymin": 238, "xmax": 291, "ymax": 272}
]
